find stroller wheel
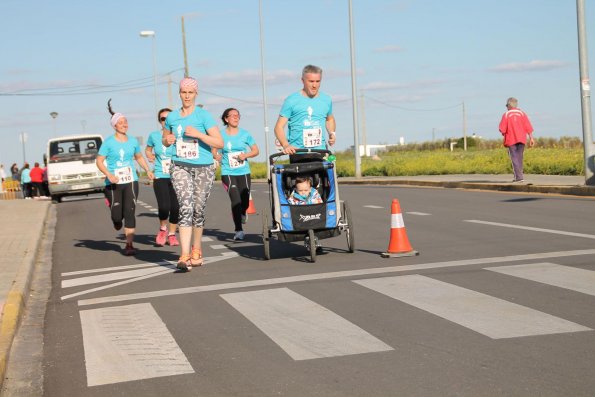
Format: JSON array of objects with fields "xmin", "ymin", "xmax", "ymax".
[
  {"xmin": 307, "ymin": 229, "xmax": 317, "ymax": 263},
  {"xmin": 262, "ymin": 212, "xmax": 271, "ymax": 260}
]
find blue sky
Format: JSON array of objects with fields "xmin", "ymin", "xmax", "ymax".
[{"xmin": 1, "ymin": 0, "xmax": 593, "ymax": 167}]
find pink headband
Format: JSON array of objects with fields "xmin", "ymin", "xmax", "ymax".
[
  {"xmin": 179, "ymin": 77, "xmax": 198, "ymax": 92},
  {"xmin": 110, "ymin": 113, "xmax": 125, "ymax": 129}
]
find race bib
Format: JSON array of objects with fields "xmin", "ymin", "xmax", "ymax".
[
  {"xmin": 176, "ymin": 138, "xmax": 199, "ymax": 159},
  {"xmin": 228, "ymin": 151, "xmax": 245, "ymax": 169},
  {"xmin": 161, "ymin": 159, "xmax": 171, "ymax": 174},
  {"xmin": 115, "ymin": 166, "xmax": 133, "ymax": 184},
  {"xmin": 303, "ymin": 128, "xmax": 322, "ymax": 147}
]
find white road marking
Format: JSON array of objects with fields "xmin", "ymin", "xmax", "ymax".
[
  {"xmin": 354, "ymin": 275, "xmax": 591, "ymax": 339},
  {"xmin": 80, "ymin": 303, "xmax": 193, "ymax": 386},
  {"xmin": 363, "ymin": 205, "xmax": 383, "ymax": 209},
  {"xmin": 486, "ymin": 263, "xmax": 595, "ymax": 296},
  {"xmin": 62, "ymin": 266, "xmax": 174, "ymax": 288},
  {"xmin": 221, "ymin": 288, "xmax": 392, "ymax": 360},
  {"xmin": 465, "ymin": 220, "xmax": 595, "ymax": 239},
  {"xmin": 63, "ymin": 255, "xmax": 237, "ymax": 301},
  {"xmin": 406, "ymin": 212, "xmax": 431, "ymax": 216},
  {"xmin": 202, "ymin": 236, "xmax": 214, "ymax": 242},
  {"xmin": 76, "ymin": 249, "xmax": 595, "ymax": 306},
  {"xmin": 211, "ymin": 244, "xmax": 228, "ymax": 250},
  {"xmin": 62, "ymin": 260, "xmax": 172, "ymax": 276}
]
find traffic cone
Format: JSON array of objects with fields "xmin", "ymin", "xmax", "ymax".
[
  {"xmin": 246, "ymin": 191, "xmax": 257, "ymax": 214},
  {"xmin": 381, "ymin": 199, "xmax": 419, "ymax": 258}
]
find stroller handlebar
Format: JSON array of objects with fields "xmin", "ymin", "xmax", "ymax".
[{"xmin": 269, "ymin": 148, "xmax": 332, "ymax": 164}]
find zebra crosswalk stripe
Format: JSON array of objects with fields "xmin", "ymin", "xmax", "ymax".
[
  {"xmin": 354, "ymin": 274, "xmax": 591, "ymax": 339},
  {"xmin": 221, "ymin": 287, "xmax": 393, "ymax": 360},
  {"xmin": 486, "ymin": 263, "xmax": 595, "ymax": 296}
]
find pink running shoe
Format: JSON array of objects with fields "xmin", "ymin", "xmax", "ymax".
[
  {"xmin": 155, "ymin": 229, "xmax": 167, "ymax": 246},
  {"xmin": 167, "ymin": 234, "xmax": 179, "ymax": 246}
]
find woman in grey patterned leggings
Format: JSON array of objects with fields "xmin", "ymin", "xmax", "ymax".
[{"xmin": 163, "ymin": 77, "xmax": 224, "ymax": 271}]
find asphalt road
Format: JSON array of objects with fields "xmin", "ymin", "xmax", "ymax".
[{"xmin": 17, "ymin": 183, "xmax": 595, "ymax": 395}]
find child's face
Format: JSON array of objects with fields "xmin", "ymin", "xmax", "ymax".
[{"xmin": 295, "ymin": 180, "xmax": 311, "ymax": 196}]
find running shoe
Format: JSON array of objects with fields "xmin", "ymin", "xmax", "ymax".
[
  {"xmin": 176, "ymin": 254, "xmax": 192, "ymax": 272},
  {"xmin": 167, "ymin": 234, "xmax": 179, "ymax": 246},
  {"xmin": 155, "ymin": 229, "xmax": 167, "ymax": 246},
  {"xmin": 124, "ymin": 244, "xmax": 137, "ymax": 256},
  {"xmin": 233, "ymin": 231, "xmax": 245, "ymax": 241}
]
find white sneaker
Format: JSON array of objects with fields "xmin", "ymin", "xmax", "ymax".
[{"xmin": 233, "ymin": 231, "xmax": 245, "ymax": 241}]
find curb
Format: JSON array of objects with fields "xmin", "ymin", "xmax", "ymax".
[
  {"xmin": 337, "ymin": 179, "xmax": 595, "ymax": 197},
  {"xmin": 0, "ymin": 202, "xmax": 51, "ymax": 386}
]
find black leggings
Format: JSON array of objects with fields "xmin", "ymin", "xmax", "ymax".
[
  {"xmin": 105, "ymin": 181, "xmax": 139, "ymax": 229},
  {"xmin": 221, "ymin": 174, "xmax": 251, "ymax": 232},
  {"xmin": 152, "ymin": 178, "xmax": 179, "ymax": 224}
]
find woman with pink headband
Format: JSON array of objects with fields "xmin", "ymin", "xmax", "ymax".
[
  {"xmin": 163, "ymin": 77, "xmax": 223, "ymax": 271},
  {"xmin": 97, "ymin": 99, "xmax": 154, "ymax": 256}
]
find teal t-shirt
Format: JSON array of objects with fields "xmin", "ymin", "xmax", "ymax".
[
  {"xmin": 164, "ymin": 106, "xmax": 217, "ymax": 166},
  {"xmin": 98, "ymin": 134, "xmax": 141, "ymax": 185},
  {"xmin": 279, "ymin": 91, "xmax": 333, "ymax": 150},
  {"xmin": 218, "ymin": 128, "xmax": 256, "ymax": 176},
  {"xmin": 146, "ymin": 130, "xmax": 173, "ymax": 179},
  {"xmin": 20, "ymin": 169, "xmax": 31, "ymax": 184}
]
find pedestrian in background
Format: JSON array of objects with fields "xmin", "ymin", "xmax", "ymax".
[
  {"xmin": 20, "ymin": 163, "xmax": 31, "ymax": 199},
  {"xmin": 10, "ymin": 163, "xmax": 19, "ymax": 181},
  {"xmin": 163, "ymin": 77, "xmax": 224, "ymax": 272},
  {"xmin": 213, "ymin": 107, "xmax": 259, "ymax": 241},
  {"xmin": 499, "ymin": 97, "xmax": 535, "ymax": 183},
  {"xmin": 0, "ymin": 164, "xmax": 5, "ymax": 193},
  {"xmin": 29, "ymin": 162, "xmax": 44, "ymax": 198},
  {"xmin": 145, "ymin": 107, "xmax": 180, "ymax": 247}
]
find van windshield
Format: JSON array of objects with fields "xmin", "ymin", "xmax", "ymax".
[{"xmin": 49, "ymin": 138, "xmax": 102, "ymax": 164}]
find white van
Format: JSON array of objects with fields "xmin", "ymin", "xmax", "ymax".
[{"xmin": 45, "ymin": 134, "xmax": 105, "ymax": 203}]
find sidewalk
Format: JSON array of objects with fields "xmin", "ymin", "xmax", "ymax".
[
  {"xmin": 0, "ymin": 200, "xmax": 50, "ymax": 385},
  {"xmin": 0, "ymin": 174, "xmax": 593, "ymax": 386}
]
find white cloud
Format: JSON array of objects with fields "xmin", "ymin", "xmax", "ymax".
[{"xmin": 488, "ymin": 60, "xmax": 570, "ymax": 72}]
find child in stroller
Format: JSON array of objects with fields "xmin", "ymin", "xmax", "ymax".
[{"xmin": 288, "ymin": 176, "xmax": 323, "ymax": 205}]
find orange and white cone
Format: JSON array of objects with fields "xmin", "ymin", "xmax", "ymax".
[
  {"xmin": 381, "ymin": 199, "xmax": 419, "ymax": 258},
  {"xmin": 246, "ymin": 191, "xmax": 257, "ymax": 215}
]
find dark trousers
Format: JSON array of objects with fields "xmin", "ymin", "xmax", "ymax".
[
  {"xmin": 152, "ymin": 178, "xmax": 179, "ymax": 224},
  {"xmin": 104, "ymin": 181, "xmax": 139, "ymax": 228},
  {"xmin": 221, "ymin": 174, "xmax": 251, "ymax": 232},
  {"xmin": 507, "ymin": 143, "xmax": 525, "ymax": 181}
]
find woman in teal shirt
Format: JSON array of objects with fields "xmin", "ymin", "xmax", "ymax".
[{"xmin": 213, "ymin": 108, "xmax": 259, "ymax": 241}]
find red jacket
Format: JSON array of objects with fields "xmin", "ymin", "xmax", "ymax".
[
  {"xmin": 29, "ymin": 166, "xmax": 43, "ymax": 183},
  {"xmin": 499, "ymin": 107, "xmax": 533, "ymax": 147}
]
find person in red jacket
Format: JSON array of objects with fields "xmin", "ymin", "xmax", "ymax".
[
  {"xmin": 29, "ymin": 162, "xmax": 44, "ymax": 198},
  {"xmin": 499, "ymin": 97, "xmax": 535, "ymax": 183}
]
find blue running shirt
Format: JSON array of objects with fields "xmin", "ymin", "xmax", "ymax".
[
  {"xmin": 98, "ymin": 135, "xmax": 141, "ymax": 185},
  {"xmin": 218, "ymin": 128, "xmax": 256, "ymax": 176},
  {"xmin": 146, "ymin": 130, "xmax": 173, "ymax": 178},
  {"xmin": 164, "ymin": 107, "xmax": 217, "ymax": 166},
  {"xmin": 279, "ymin": 92, "xmax": 333, "ymax": 150}
]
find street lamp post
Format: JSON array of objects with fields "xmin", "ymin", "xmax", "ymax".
[
  {"xmin": 140, "ymin": 30, "xmax": 159, "ymax": 118},
  {"xmin": 50, "ymin": 112, "xmax": 58, "ymax": 137},
  {"xmin": 19, "ymin": 132, "xmax": 27, "ymax": 163},
  {"xmin": 181, "ymin": 16, "xmax": 189, "ymax": 77},
  {"xmin": 258, "ymin": 0, "xmax": 270, "ymax": 160},
  {"xmin": 348, "ymin": 0, "xmax": 361, "ymax": 177}
]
